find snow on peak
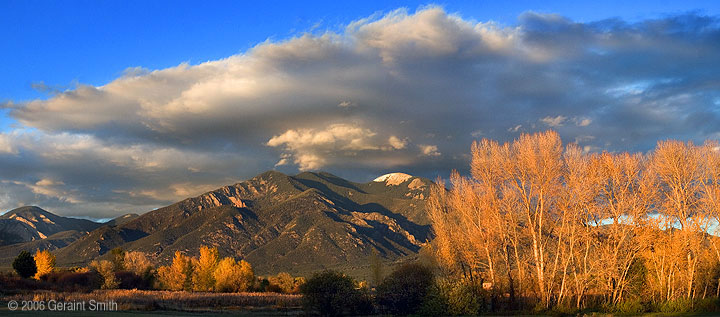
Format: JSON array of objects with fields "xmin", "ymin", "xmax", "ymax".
[{"xmin": 373, "ymin": 173, "xmax": 413, "ymax": 186}]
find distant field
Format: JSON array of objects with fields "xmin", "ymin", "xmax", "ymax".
[{"xmin": 0, "ymin": 290, "xmax": 302, "ymax": 315}]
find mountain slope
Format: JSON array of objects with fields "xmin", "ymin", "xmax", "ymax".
[
  {"xmin": 0, "ymin": 206, "xmax": 102, "ymax": 245},
  {"xmin": 53, "ymin": 171, "xmax": 433, "ymax": 274}
]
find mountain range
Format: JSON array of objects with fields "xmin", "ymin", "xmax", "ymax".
[{"xmin": 0, "ymin": 171, "xmax": 433, "ymax": 276}]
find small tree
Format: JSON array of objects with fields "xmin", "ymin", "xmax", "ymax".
[
  {"xmin": 300, "ymin": 270, "xmax": 373, "ymax": 316},
  {"xmin": 124, "ymin": 251, "xmax": 154, "ymax": 287},
  {"xmin": 376, "ymin": 263, "xmax": 435, "ymax": 315},
  {"xmin": 370, "ymin": 249, "xmax": 384, "ymax": 288},
  {"xmin": 268, "ymin": 272, "xmax": 304, "ymax": 293},
  {"xmin": 157, "ymin": 251, "xmax": 193, "ymax": 291},
  {"xmin": 13, "ymin": 251, "xmax": 37, "ymax": 279},
  {"xmin": 33, "ymin": 249, "xmax": 56, "ymax": 279},
  {"xmin": 124, "ymin": 251, "xmax": 153, "ymax": 276},
  {"xmin": 90, "ymin": 260, "xmax": 118, "ymax": 289},
  {"xmin": 214, "ymin": 258, "xmax": 255, "ymax": 292},
  {"xmin": 110, "ymin": 248, "xmax": 125, "ymax": 271}
]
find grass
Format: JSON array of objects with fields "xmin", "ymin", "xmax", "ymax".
[{"xmin": 0, "ymin": 290, "xmax": 302, "ymax": 314}]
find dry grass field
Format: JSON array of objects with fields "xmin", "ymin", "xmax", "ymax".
[{"xmin": 0, "ymin": 289, "xmax": 302, "ymax": 315}]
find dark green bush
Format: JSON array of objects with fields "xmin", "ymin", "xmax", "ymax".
[
  {"xmin": 12, "ymin": 251, "xmax": 37, "ymax": 279},
  {"xmin": 603, "ymin": 299, "xmax": 647, "ymax": 315},
  {"xmin": 444, "ymin": 278, "xmax": 485, "ymax": 315},
  {"xmin": 657, "ymin": 298, "xmax": 694, "ymax": 313},
  {"xmin": 418, "ymin": 282, "xmax": 449, "ymax": 315},
  {"xmin": 300, "ymin": 270, "xmax": 373, "ymax": 316},
  {"xmin": 376, "ymin": 263, "xmax": 434, "ymax": 315},
  {"xmin": 694, "ymin": 297, "xmax": 720, "ymax": 312}
]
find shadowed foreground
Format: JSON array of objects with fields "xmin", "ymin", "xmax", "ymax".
[{"xmin": 0, "ymin": 290, "xmax": 301, "ymax": 315}]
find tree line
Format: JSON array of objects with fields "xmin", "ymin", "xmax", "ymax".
[
  {"xmin": 9, "ymin": 246, "xmax": 304, "ymax": 294},
  {"xmin": 429, "ymin": 130, "xmax": 720, "ymax": 312}
]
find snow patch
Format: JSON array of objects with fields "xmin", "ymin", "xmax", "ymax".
[{"xmin": 373, "ymin": 173, "xmax": 413, "ymax": 186}]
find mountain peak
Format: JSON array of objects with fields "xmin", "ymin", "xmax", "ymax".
[
  {"xmin": 373, "ymin": 172, "xmax": 413, "ymax": 186},
  {"xmin": 0, "ymin": 206, "xmax": 102, "ymax": 246}
]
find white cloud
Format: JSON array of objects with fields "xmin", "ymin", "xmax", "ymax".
[
  {"xmin": 388, "ymin": 136, "xmax": 407, "ymax": 149},
  {"xmin": 338, "ymin": 101, "xmax": 356, "ymax": 108},
  {"xmin": 508, "ymin": 125, "xmax": 522, "ymax": 132},
  {"xmin": 0, "ymin": 134, "xmax": 17, "ymax": 154},
  {"xmin": 540, "ymin": 115, "xmax": 567, "ymax": 127},
  {"xmin": 575, "ymin": 117, "xmax": 592, "ymax": 127},
  {"xmin": 267, "ymin": 123, "xmax": 395, "ymax": 170},
  {"xmin": 418, "ymin": 144, "xmax": 441, "ymax": 157}
]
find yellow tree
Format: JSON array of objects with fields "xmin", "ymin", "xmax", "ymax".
[
  {"xmin": 555, "ymin": 145, "xmax": 601, "ymax": 307},
  {"xmin": 213, "ymin": 257, "xmax": 254, "ymax": 292},
  {"xmin": 192, "ymin": 246, "xmax": 219, "ymax": 291},
  {"xmin": 158, "ymin": 251, "xmax": 193, "ymax": 291},
  {"xmin": 649, "ymin": 140, "xmax": 705, "ymax": 299},
  {"xmin": 505, "ymin": 131, "xmax": 564, "ymax": 307},
  {"xmin": 90, "ymin": 259, "xmax": 118, "ymax": 289},
  {"xmin": 33, "ymin": 249, "xmax": 56, "ymax": 279},
  {"xmin": 124, "ymin": 251, "xmax": 153, "ymax": 276}
]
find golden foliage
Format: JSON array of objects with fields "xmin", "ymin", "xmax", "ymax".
[
  {"xmin": 192, "ymin": 246, "xmax": 219, "ymax": 291},
  {"xmin": 90, "ymin": 259, "xmax": 118, "ymax": 289},
  {"xmin": 123, "ymin": 251, "xmax": 153, "ymax": 276},
  {"xmin": 268, "ymin": 272, "xmax": 304, "ymax": 294},
  {"xmin": 430, "ymin": 131, "xmax": 720, "ymax": 309},
  {"xmin": 213, "ymin": 258, "xmax": 254, "ymax": 292},
  {"xmin": 157, "ymin": 251, "xmax": 193, "ymax": 291},
  {"xmin": 33, "ymin": 249, "xmax": 55, "ymax": 279}
]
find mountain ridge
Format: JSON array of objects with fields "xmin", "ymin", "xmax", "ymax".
[{"xmin": 0, "ymin": 171, "xmax": 434, "ymax": 276}]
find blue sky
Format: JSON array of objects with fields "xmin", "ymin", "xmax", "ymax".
[
  {"xmin": 2, "ymin": 1, "xmax": 718, "ymax": 102},
  {"xmin": 1, "ymin": 1, "xmax": 720, "ymax": 218}
]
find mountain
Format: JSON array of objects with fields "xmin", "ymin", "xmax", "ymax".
[
  {"xmin": 0, "ymin": 206, "xmax": 102, "ymax": 246},
  {"xmin": 51, "ymin": 171, "xmax": 433, "ymax": 275},
  {"xmin": 105, "ymin": 213, "xmax": 140, "ymax": 227}
]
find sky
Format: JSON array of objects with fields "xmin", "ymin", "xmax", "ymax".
[{"xmin": 1, "ymin": 1, "xmax": 720, "ymax": 219}]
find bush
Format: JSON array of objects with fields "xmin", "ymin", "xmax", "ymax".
[
  {"xmin": 603, "ymin": 299, "xmax": 647, "ymax": 315},
  {"xmin": 694, "ymin": 297, "xmax": 720, "ymax": 312},
  {"xmin": 115, "ymin": 271, "xmax": 153, "ymax": 290},
  {"xmin": 41, "ymin": 270, "xmax": 101, "ymax": 292},
  {"xmin": 657, "ymin": 298, "xmax": 694, "ymax": 313},
  {"xmin": 442, "ymin": 278, "xmax": 485, "ymax": 315},
  {"xmin": 0, "ymin": 271, "xmax": 47, "ymax": 291},
  {"xmin": 300, "ymin": 270, "xmax": 373, "ymax": 316},
  {"xmin": 12, "ymin": 251, "xmax": 37, "ymax": 279},
  {"xmin": 418, "ymin": 283, "xmax": 450, "ymax": 315},
  {"xmin": 267, "ymin": 272, "xmax": 305, "ymax": 294},
  {"xmin": 376, "ymin": 263, "xmax": 434, "ymax": 315}
]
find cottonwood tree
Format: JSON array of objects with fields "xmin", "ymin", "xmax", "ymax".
[
  {"xmin": 158, "ymin": 251, "xmax": 194, "ymax": 291},
  {"xmin": 429, "ymin": 131, "xmax": 720, "ymax": 310}
]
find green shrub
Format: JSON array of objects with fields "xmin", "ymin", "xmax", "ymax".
[
  {"xmin": 12, "ymin": 251, "xmax": 37, "ymax": 279},
  {"xmin": 657, "ymin": 298, "xmax": 694, "ymax": 313},
  {"xmin": 694, "ymin": 297, "xmax": 720, "ymax": 312},
  {"xmin": 300, "ymin": 270, "xmax": 373, "ymax": 316},
  {"xmin": 418, "ymin": 283, "xmax": 449, "ymax": 315},
  {"xmin": 606, "ymin": 299, "xmax": 646, "ymax": 315},
  {"xmin": 376, "ymin": 263, "xmax": 434, "ymax": 315},
  {"xmin": 417, "ymin": 277, "xmax": 487, "ymax": 315}
]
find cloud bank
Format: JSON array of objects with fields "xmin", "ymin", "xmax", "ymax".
[{"xmin": 2, "ymin": 7, "xmax": 720, "ymax": 218}]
